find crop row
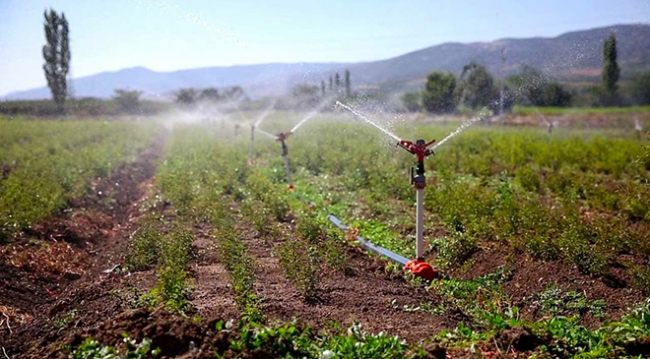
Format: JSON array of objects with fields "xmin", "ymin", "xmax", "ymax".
[
  {"xmin": 146, "ymin": 119, "xmax": 650, "ymax": 358},
  {"xmin": 0, "ymin": 120, "xmax": 158, "ymax": 240}
]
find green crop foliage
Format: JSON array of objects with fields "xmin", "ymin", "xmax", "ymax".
[
  {"xmin": 148, "ymin": 112, "xmax": 648, "ymax": 357},
  {"xmin": 0, "ymin": 119, "xmax": 157, "ymax": 238},
  {"xmin": 69, "ymin": 336, "xmax": 160, "ymax": 359},
  {"xmin": 532, "ymin": 285, "xmax": 606, "ymax": 319}
]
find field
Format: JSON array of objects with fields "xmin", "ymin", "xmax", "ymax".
[{"xmin": 1, "ymin": 110, "xmax": 649, "ymax": 358}]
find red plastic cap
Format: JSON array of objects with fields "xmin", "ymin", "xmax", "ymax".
[{"xmin": 405, "ymin": 258, "xmax": 438, "ymax": 281}]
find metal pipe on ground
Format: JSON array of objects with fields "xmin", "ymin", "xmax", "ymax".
[{"xmin": 327, "ymin": 215, "xmax": 409, "ymax": 266}]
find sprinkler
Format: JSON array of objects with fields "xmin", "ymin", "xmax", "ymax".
[
  {"xmin": 276, "ymin": 131, "xmax": 294, "ymax": 190},
  {"xmin": 250, "ymin": 124, "xmax": 255, "ymax": 160},
  {"xmin": 397, "ymin": 138, "xmax": 438, "ymax": 281}
]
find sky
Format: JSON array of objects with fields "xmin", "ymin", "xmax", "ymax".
[{"xmin": 0, "ymin": 0, "xmax": 649, "ymax": 96}]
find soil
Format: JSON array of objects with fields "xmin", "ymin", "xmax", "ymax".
[
  {"xmin": 235, "ymin": 214, "xmax": 458, "ymax": 343},
  {"xmin": 448, "ymin": 244, "xmax": 645, "ymax": 326},
  {"xmin": 1, "ymin": 132, "xmax": 167, "ymax": 357},
  {"xmin": 1, "ymin": 127, "xmax": 647, "ymax": 358}
]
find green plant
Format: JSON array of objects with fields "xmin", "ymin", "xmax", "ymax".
[
  {"xmin": 277, "ymin": 236, "xmax": 320, "ymax": 301},
  {"xmin": 431, "ymin": 232, "xmax": 479, "ymax": 269},
  {"xmin": 532, "ymin": 285, "xmax": 606, "ymax": 319},
  {"xmin": 125, "ymin": 221, "xmax": 162, "ymax": 271},
  {"xmin": 69, "ymin": 336, "xmax": 160, "ymax": 359},
  {"xmin": 631, "ymin": 265, "xmax": 650, "ymax": 296}
]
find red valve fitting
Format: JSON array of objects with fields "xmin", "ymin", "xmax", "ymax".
[
  {"xmin": 276, "ymin": 132, "xmax": 292, "ymax": 143},
  {"xmin": 398, "ymin": 139, "xmax": 436, "ymax": 162},
  {"xmin": 405, "ymin": 258, "xmax": 438, "ymax": 281}
]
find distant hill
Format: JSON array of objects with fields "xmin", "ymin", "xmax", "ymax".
[{"xmin": 4, "ymin": 24, "xmax": 649, "ymax": 100}]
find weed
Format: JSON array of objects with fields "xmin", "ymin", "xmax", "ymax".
[
  {"xmin": 53, "ymin": 309, "xmax": 78, "ymax": 329},
  {"xmin": 69, "ymin": 336, "xmax": 160, "ymax": 359},
  {"xmin": 532, "ymin": 285, "xmax": 606, "ymax": 319},
  {"xmin": 431, "ymin": 232, "xmax": 479, "ymax": 269},
  {"xmin": 631, "ymin": 265, "xmax": 650, "ymax": 296},
  {"xmin": 277, "ymin": 236, "xmax": 320, "ymax": 301},
  {"xmin": 125, "ymin": 220, "xmax": 162, "ymax": 271}
]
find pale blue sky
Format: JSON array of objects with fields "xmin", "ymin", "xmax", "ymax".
[{"xmin": 1, "ymin": 0, "xmax": 648, "ymax": 96}]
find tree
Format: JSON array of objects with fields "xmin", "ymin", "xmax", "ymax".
[
  {"xmin": 224, "ymin": 86, "xmax": 246, "ymax": 101},
  {"xmin": 401, "ymin": 92, "xmax": 421, "ymax": 112},
  {"xmin": 602, "ymin": 33, "xmax": 620, "ymax": 106},
  {"xmin": 632, "ymin": 71, "xmax": 650, "ymax": 105},
  {"xmin": 507, "ymin": 65, "xmax": 546, "ymax": 106},
  {"xmin": 292, "ymin": 84, "xmax": 319, "ymax": 97},
  {"xmin": 113, "ymin": 89, "xmax": 142, "ymax": 113},
  {"xmin": 542, "ymin": 82, "xmax": 572, "ymax": 107},
  {"xmin": 175, "ymin": 88, "xmax": 198, "ymax": 106},
  {"xmin": 199, "ymin": 88, "xmax": 219, "ymax": 101},
  {"xmin": 335, "ymin": 73, "xmax": 341, "ymax": 90},
  {"xmin": 329, "ymin": 76, "xmax": 333, "ymax": 91},
  {"xmin": 422, "ymin": 72, "xmax": 457, "ymax": 113},
  {"xmin": 344, "ymin": 69, "xmax": 351, "ymax": 97},
  {"xmin": 507, "ymin": 66, "xmax": 571, "ymax": 107},
  {"xmin": 321, "ymin": 81, "xmax": 326, "ymax": 96},
  {"xmin": 458, "ymin": 62, "xmax": 498, "ymax": 109},
  {"xmin": 43, "ymin": 9, "xmax": 71, "ymax": 113},
  {"xmin": 291, "ymin": 84, "xmax": 320, "ymax": 109}
]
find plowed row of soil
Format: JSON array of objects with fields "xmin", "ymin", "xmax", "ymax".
[
  {"xmin": 1, "ymin": 133, "xmax": 167, "ymax": 357},
  {"xmin": 233, "ymin": 212, "xmax": 458, "ymax": 343},
  {"xmin": 1, "ymin": 130, "xmax": 646, "ymax": 358}
]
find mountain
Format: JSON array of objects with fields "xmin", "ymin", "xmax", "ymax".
[
  {"xmin": 5, "ymin": 63, "xmax": 348, "ymax": 100},
  {"xmin": 341, "ymin": 24, "xmax": 650, "ymax": 93},
  {"xmin": 5, "ymin": 24, "xmax": 650, "ymax": 100}
]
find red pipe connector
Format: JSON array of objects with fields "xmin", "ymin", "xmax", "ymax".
[{"xmin": 405, "ymin": 258, "xmax": 438, "ymax": 281}]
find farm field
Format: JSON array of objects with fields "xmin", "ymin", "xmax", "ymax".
[{"xmin": 1, "ymin": 111, "xmax": 649, "ymax": 358}]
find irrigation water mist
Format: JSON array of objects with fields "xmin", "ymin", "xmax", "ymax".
[
  {"xmin": 253, "ymin": 100, "xmax": 278, "ymax": 127},
  {"xmin": 224, "ymin": 96, "xmax": 250, "ymax": 123},
  {"xmin": 429, "ymin": 115, "xmax": 485, "ymax": 151},
  {"xmin": 289, "ymin": 96, "xmax": 336, "ymax": 133},
  {"xmin": 335, "ymin": 101, "xmax": 402, "ymax": 142},
  {"xmin": 255, "ymin": 127, "xmax": 276, "ymax": 139}
]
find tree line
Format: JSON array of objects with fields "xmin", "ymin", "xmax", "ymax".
[
  {"xmin": 404, "ymin": 33, "xmax": 650, "ymax": 113},
  {"xmin": 36, "ymin": 10, "xmax": 650, "ymax": 115}
]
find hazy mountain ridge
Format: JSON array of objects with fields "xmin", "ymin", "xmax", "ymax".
[{"xmin": 5, "ymin": 24, "xmax": 649, "ymax": 100}]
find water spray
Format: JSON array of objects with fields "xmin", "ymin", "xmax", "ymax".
[{"xmin": 246, "ymin": 101, "xmax": 276, "ymax": 163}]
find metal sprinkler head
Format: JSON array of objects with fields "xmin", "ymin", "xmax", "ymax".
[
  {"xmin": 276, "ymin": 131, "xmax": 292, "ymax": 143},
  {"xmin": 398, "ymin": 138, "xmax": 436, "ymax": 162}
]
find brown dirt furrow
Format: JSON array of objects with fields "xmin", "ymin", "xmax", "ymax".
[
  {"xmin": 451, "ymin": 245, "xmax": 645, "ymax": 326},
  {"xmin": 235, "ymin": 214, "xmax": 457, "ymax": 344},
  {"xmin": 2, "ymin": 131, "xmax": 168, "ymax": 357},
  {"xmin": 189, "ymin": 224, "xmax": 238, "ymax": 320}
]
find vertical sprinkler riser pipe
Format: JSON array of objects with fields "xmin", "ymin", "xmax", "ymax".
[
  {"xmin": 277, "ymin": 132, "xmax": 294, "ymax": 190},
  {"xmin": 398, "ymin": 138, "xmax": 438, "ymax": 281},
  {"xmin": 250, "ymin": 125, "xmax": 255, "ymax": 159}
]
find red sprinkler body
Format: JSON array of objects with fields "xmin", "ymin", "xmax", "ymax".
[
  {"xmin": 398, "ymin": 138, "xmax": 439, "ymax": 281},
  {"xmin": 277, "ymin": 132, "xmax": 294, "ymax": 191}
]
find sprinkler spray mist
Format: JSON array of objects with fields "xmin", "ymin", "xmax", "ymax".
[
  {"xmin": 255, "ymin": 99, "xmax": 332, "ymax": 188},
  {"xmin": 247, "ymin": 101, "xmax": 277, "ymax": 163}
]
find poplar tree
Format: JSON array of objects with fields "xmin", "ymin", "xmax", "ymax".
[
  {"xmin": 602, "ymin": 33, "xmax": 620, "ymax": 106},
  {"xmin": 43, "ymin": 9, "xmax": 71, "ymax": 113},
  {"xmin": 344, "ymin": 69, "xmax": 351, "ymax": 97}
]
